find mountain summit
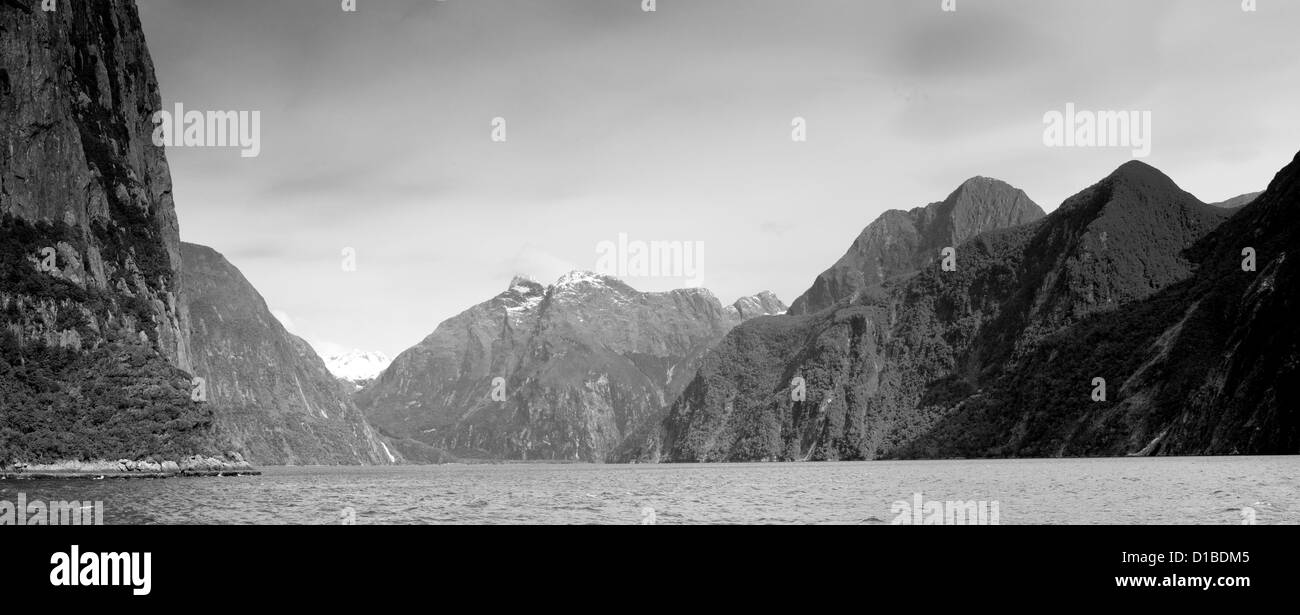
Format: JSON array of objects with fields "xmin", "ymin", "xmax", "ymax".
[
  {"xmin": 727, "ymin": 290, "xmax": 787, "ymax": 320},
  {"xmin": 788, "ymin": 176, "xmax": 1043, "ymax": 315},
  {"xmin": 1011, "ymin": 159, "xmax": 1233, "ymax": 325}
]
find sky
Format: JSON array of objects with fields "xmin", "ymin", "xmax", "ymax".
[{"xmin": 135, "ymin": 0, "xmax": 1300, "ymax": 358}]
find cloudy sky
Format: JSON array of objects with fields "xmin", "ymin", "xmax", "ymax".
[{"xmin": 136, "ymin": 0, "xmax": 1300, "ymax": 358}]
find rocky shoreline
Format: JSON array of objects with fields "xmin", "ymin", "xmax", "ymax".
[{"xmin": 0, "ymin": 454, "xmax": 261, "ymax": 480}]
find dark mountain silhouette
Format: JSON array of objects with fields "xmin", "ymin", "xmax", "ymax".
[
  {"xmin": 787, "ymin": 177, "xmax": 1043, "ymax": 315},
  {"xmin": 357, "ymin": 273, "xmax": 785, "ymax": 461},
  {"xmin": 181, "ymin": 243, "xmax": 398, "ymax": 465},
  {"xmin": 628, "ymin": 159, "xmax": 1268, "ymax": 462}
]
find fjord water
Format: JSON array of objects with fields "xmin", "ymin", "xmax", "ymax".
[{"xmin": 3, "ymin": 457, "xmax": 1295, "ymax": 525}]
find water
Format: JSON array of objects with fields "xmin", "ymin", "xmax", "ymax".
[{"xmin": 2, "ymin": 456, "xmax": 1296, "ymax": 524}]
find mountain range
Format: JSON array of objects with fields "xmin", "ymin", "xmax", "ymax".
[
  {"xmin": 356, "ymin": 273, "xmax": 786, "ymax": 461},
  {"xmin": 619, "ymin": 159, "xmax": 1295, "ymax": 462},
  {"xmin": 897, "ymin": 159, "xmax": 1297, "ymax": 457},
  {"xmin": 1, "ymin": 0, "xmax": 1294, "ymax": 468}
]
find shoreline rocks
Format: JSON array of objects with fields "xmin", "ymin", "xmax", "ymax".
[{"xmin": 1, "ymin": 452, "xmax": 261, "ymax": 479}]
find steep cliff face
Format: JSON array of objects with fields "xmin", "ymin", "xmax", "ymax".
[
  {"xmin": 1, "ymin": 0, "xmax": 189, "ymax": 364},
  {"xmin": 0, "ymin": 0, "xmax": 217, "ymax": 464},
  {"xmin": 357, "ymin": 273, "xmax": 784, "ymax": 461},
  {"xmin": 181, "ymin": 243, "xmax": 396, "ymax": 465},
  {"xmin": 643, "ymin": 162, "xmax": 1257, "ymax": 462},
  {"xmin": 787, "ymin": 177, "xmax": 1043, "ymax": 315}
]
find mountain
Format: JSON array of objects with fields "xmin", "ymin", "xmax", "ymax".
[
  {"xmin": 901, "ymin": 156, "xmax": 1298, "ymax": 457},
  {"xmin": 1211, "ymin": 192, "xmax": 1261, "ymax": 209},
  {"xmin": 356, "ymin": 273, "xmax": 785, "ymax": 462},
  {"xmin": 324, "ymin": 350, "xmax": 391, "ymax": 390},
  {"xmin": 727, "ymin": 290, "xmax": 787, "ymax": 319},
  {"xmin": 632, "ymin": 161, "xmax": 1256, "ymax": 462},
  {"xmin": 181, "ymin": 243, "xmax": 397, "ymax": 465},
  {"xmin": 787, "ymin": 177, "xmax": 1044, "ymax": 315},
  {"xmin": 0, "ymin": 0, "xmax": 223, "ymax": 464}
]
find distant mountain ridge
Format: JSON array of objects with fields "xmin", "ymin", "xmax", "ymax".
[
  {"xmin": 787, "ymin": 177, "xmax": 1044, "ymax": 315},
  {"xmin": 357, "ymin": 272, "xmax": 785, "ymax": 461},
  {"xmin": 1212, "ymin": 192, "xmax": 1262, "ymax": 209}
]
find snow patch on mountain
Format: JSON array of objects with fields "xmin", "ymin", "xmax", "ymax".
[
  {"xmin": 325, "ymin": 350, "xmax": 392, "ymax": 387},
  {"xmin": 554, "ymin": 270, "xmax": 609, "ymax": 289}
]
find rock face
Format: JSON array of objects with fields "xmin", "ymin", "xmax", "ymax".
[
  {"xmin": 357, "ymin": 273, "xmax": 785, "ymax": 461},
  {"xmin": 181, "ymin": 243, "xmax": 396, "ymax": 465},
  {"xmin": 0, "ymin": 0, "xmax": 218, "ymax": 464},
  {"xmin": 787, "ymin": 177, "xmax": 1044, "ymax": 315},
  {"xmin": 633, "ymin": 161, "xmax": 1275, "ymax": 462}
]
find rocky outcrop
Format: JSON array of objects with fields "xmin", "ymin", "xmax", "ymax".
[
  {"xmin": 787, "ymin": 177, "xmax": 1043, "ymax": 315},
  {"xmin": 0, "ymin": 0, "xmax": 219, "ymax": 464},
  {"xmin": 636, "ymin": 161, "xmax": 1265, "ymax": 462},
  {"xmin": 3, "ymin": 452, "xmax": 261, "ymax": 478},
  {"xmin": 181, "ymin": 243, "xmax": 397, "ymax": 465},
  {"xmin": 357, "ymin": 272, "xmax": 783, "ymax": 462}
]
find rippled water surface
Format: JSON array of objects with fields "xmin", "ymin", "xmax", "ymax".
[{"xmin": 3, "ymin": 456, "xmax": 1296, "ymax": 524}]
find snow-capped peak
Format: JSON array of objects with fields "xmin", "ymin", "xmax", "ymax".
[
  {"xmin": 324, "ymin": 350, "xmax": 392, "ymax": 384},
  {"xmin": 554, "ymin": 270, "xmax": 607, "ymax": 288},
  {"xmin": 726, "ymin": 291, "xmax": 788, "ymax": 320}
]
